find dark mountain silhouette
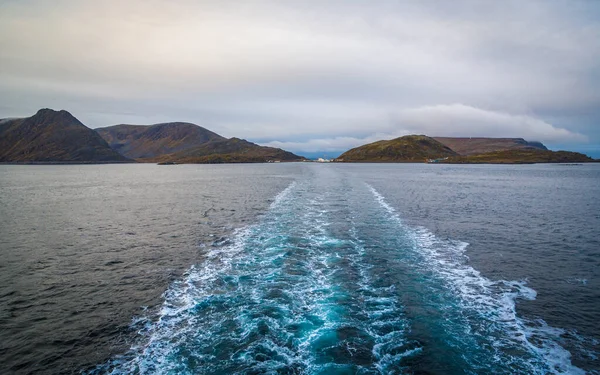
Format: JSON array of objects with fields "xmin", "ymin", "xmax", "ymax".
[
  {"xmin": 95, "ymin": 122, "xmax": 226, "ymax": 159},
  {"xmin": 0, "ymin": 109, "xmax": 130, "ymax": 162},
  {"xmin": 153, "ymin": 137, "xmax": 304, "ymax": 163},
  {"xmin": 96, "ymin": 123, "xmax": 304, "ymax": 163}
]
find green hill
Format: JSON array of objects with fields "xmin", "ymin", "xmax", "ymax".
[{"xmin": 337, "ymin": 135, "xmax": 457, "ymax": 162}]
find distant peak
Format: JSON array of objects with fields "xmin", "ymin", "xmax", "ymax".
[
  {"xmin": 35, "ymin": 108, "xmax": 73, "ymax": 118},
  {"xmin": 28, "ymin": 108, "xmax": 83, "ymax": 127},
  {"xmin": 392, "ymin": 134, "xmax": 432, "ymax": 141},
  {"xmin": 36, "ymin": 108, "xmax": 62, "ymax": 114}
]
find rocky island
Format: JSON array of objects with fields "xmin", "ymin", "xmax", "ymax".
[{"xmin": 336, "ymin": 135, "xmax": 595, "ymax": 164}]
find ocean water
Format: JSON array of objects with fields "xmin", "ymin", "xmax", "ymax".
[
  {"xmin": 0, "ymin": 164, "xmax": 295, "ymax": 374},
  {"xmin": 0, "ymin": 163, "xmax": 598, "ymax": 374}
]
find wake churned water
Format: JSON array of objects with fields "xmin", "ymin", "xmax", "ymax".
[{"xmin": 90, "ymin": 167, "xmax": 585, "ymax": 375}]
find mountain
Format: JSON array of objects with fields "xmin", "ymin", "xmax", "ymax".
[
  {"xmin": 154, "ymin": 137, "xmax": 304, "ymax": 163},
  {"xmin": 336, "ymin": 135, "xmax": 457, "ymax": 162},
  {"xmin": 0, "ymin": 109, "xmax": 130, "ymax": 163},
  {"xmin": 440, "ymin": 149, "xmax": 594, "ymax": 164},
  {"xmin": 433, "ymin": 137, "xmax": 547, "ymax": 155},
  {"xmin": 96, "ymin": 122, "xmax": 304, "ymax": 163},
  {"xmin": 336, "ymin": 135, "xmax": 594, "ymax": 164},
  {"xmin": 95, "ymin": 122, "xmax": 225, "ymax": 159}
]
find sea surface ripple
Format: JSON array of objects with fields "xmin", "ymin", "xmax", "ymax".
[{"xmin": 87, "ymin": 165, "xmax": 594, "ymax": 375}]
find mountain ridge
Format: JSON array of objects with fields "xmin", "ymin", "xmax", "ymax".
[
  {"xmin": 96, "ymin": 122, "xmax": 226, "ymax": 159},
  {"xmin": 0, "ymin": 109, "xmax": 130, "ymax": 163},
  {"xmin": 152, "ymin": 137, "xmax": 304, "ymax": 164},
  {"xmin": 440, "ymin": 149, "xmax": 594, "ymax": 164},
  {"xmin": 95, "ymin": 123, "xmax": 305, "ymax": 163},
  {"xmin": 433, "ymin": 137, "xmax": 547, "ymax": 155},
  {"xmin": 1, "ymin": 108, "xmax": 593, "ymax": 164},
  {"xmin": 0, "ymin": 108, "xmax": 305, "ymax": 163},
  {"xmin": 336, "ymin": 135, "xmax": 594, "ymax": 163}
]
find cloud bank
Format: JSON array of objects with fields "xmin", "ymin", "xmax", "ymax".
[
  {"xmin": 0, "ymin": 0, "xmax": 598, "ymax": 155},
  {"xmin": 264, "ymin": 104, "xmax": 587, "ymax": 153}
]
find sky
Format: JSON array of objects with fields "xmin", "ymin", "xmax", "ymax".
[{"xmin": 1, "ymin": 0, "xmax": 599, "ymax": 157}]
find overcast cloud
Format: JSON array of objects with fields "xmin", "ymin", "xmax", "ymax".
[{"xmin": 0, "ymin": 0, "xmax": 599, "ymax": 156}]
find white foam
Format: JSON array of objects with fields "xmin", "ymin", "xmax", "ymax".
[
  {"xmin": 97, "ymin": 178, "xmax": 398, "ymax": 374},
  {"xmin": 346, "ymin": 219, "xmax": 413, "ymax": 371},
  {"xmin": 94, "ymin": 182, "xmax": 307, "ymax": 374},
  {"xmin": 366, "ymin": 183, "xmax": 585, "ymax": 375},
  {"xmin": 93, "ymin": 178, "xmax": 588, "ymax": 374}
]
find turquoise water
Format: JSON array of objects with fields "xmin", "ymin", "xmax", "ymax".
[{"xmin": 89, "ymin": 165, "xmax": 593, "ymax": 374}]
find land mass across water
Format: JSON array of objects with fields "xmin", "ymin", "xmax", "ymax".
[
  {"xmin": 439, "ymin": 149, "xmax": 594, "ymax": 164},
  {"xmin": 96, "ymin": 122, "xmax": 302, "ymax": 163},
  {"xmin": 0, "ymin": 109, "xmax": 129, "ymax": 163},
  {"xmin": 0, "ymin": 108, "xmax": 596, "ymax": 164},
  {"xmin": 336, "ymin": 135, "xmax": 594, "ymax": 164},
  {"xmin": 1, "ymin": 109, "xmax": 305, "ymax": 164},
  {"xmin": 336, "ymin": 135, "xmax": 457, "ymax": 162},
  {"xmin": 433, "ymin": 137, "xmax": 547, "ymax": 155}
]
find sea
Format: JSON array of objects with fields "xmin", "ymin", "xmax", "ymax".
[{"xmin": 0, "ymin": 163, "xmax": 598, "ymax": 374}]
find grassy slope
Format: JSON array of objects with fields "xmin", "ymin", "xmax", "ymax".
[
  {"xmin": 337, "ymin": 135, "xmax": 457, "ymax": 162},
  {"xmin": 433, "ymin": 137, "xmax": 547, "ymax": 155},
  {"xmin": 441, "ymin": 149, "xmax": 594, "ymax": 164},
  {"xmin": 148, "ymin": 138, "xmax": 305, "ymax": 163}
]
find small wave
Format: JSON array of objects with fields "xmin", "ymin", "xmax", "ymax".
[
  {"xmin": 91, "ymin": 179, "xmax": 404, "ymax": 374},
  {"xmin": 270, "ymin": 181, "xmax": 297, "ymax": 209},
  {"xmin": 91, "ymin": 178, "xmax": 587, "ymax": 375},
  {"xmin": 366, "ymin": 183, "xmax": 585, "ymax": 375}
]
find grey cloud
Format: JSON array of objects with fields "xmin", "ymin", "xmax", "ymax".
[
  {"xmin": 394, "ymin": 104, "xmax": 587, "ymax": 142},
  {"xmin": 263, "ymin": 104, "xmax": 586, "ymax": 153},
  {"xmin": 0, "ymin": 0, "xmax": 599, "ymax": 156}
]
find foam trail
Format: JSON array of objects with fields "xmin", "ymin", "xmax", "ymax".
[
  {"xmin": 90, "ymin": 178, "xmax": 414, "ymax": 374},
  {"xmin": 88, "ymin": 172, "xmax": 586, "ymax": 375},
  {"xmin": 88, "ymin": 181, "xmax": 301, "ymax": 374},
  {"xmin": 366, "ymin": 183, "xmax": 584, "ymax": 375},
  {"xmin": 347, "ymin": 224, "xmax": 420, "ymax": 373}
]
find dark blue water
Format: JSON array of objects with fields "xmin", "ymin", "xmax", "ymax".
[
  {"xmin": 87, "ymin": 164, "xmax": 598, "ymax": 375},
  {"xmin": 1, "ymin": 163, "xmax": 598, "ymax": 374},
  {"xmin": 0, "ymin": 164, "xmax": 294, "ymax": 374}
]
